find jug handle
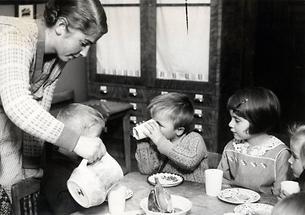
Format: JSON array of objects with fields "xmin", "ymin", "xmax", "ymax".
[{"xmin": 79, "ymin": 159, "xmax": 88, "ymax": 168}]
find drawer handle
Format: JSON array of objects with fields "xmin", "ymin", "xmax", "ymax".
[
  {"xmin": 99, "ymin": 85, "xmax": 107, "ymax": 94},
  {"xmin": 129, "ymin": 88, "xmax": 137, "ymax": 97},
  {"xmin": 130, "ymin": 103, "xmax": 137, "ymax": 110},
  {"xmin": 194, "ymin": 109, "xmax": 202, "ymax": 118},
  {"xmin": 194, "ymin": 124, "xmax": 202, "ymax": 133},
  {"xmin": 194, "ymin": 94, "xmax": 203, "ymax": 103},
  {"xmin": 130, "ymin": 116, "xmax": 137, "ymax": 124}
]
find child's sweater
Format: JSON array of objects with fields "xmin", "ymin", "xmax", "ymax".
[{"xmin": 135, "ymin": 131, "xmax": 208, "ymax": 183}]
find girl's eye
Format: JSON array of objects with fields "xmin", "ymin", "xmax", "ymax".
[{"xmin": 233, "ymin": 117, "xmax": 240, "ymax": 123}]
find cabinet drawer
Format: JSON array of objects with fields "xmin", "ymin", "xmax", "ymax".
[
  {"xmin": 146, "ymin": 89, "xmax": 216, "ymax": 108},
  {"xmin": 88, "ymin": 83, "xmax": 147, "ymax": 103}
]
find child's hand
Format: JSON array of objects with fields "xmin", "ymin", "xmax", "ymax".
[
  {"xmin": 277, "ymin": 189, "xmax": 291, "ymax": 201},
  {"xmin": 142, "ymin": 120, "xmax": 164, "ymax": 144}
]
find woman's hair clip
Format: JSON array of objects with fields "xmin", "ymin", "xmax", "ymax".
[{"xmin": 234, "ymin": 98, "xmax": 248, "ymax": 109}]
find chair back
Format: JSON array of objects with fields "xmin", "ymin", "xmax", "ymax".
[
  {"xmin": 11, "ymin": 178, "xmax": 40, "ymax": 215},
  {"xmin": 208, "ymin": 151, "xmax": 222, "ymax": 168}
]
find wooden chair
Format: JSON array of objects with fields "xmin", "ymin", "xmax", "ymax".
[
  {"xmin": 11, "ymin": 178, "xmax": 41, "ymax": 215},
  {"xmin": 208, "ymin": 151, "xmax": 222, "ymax": 168}
]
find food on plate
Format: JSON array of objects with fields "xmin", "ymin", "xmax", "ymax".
[
  {"xmin": 234, "ymin": 203, "xmax": 273, "ymax": 215},
  {"xmin": 148, "ymin": 177, "xmax": 173, "ymax": 213},
  {"xmin": 160, "ymin": 174, "xmax": 179, "ymax": 183}
]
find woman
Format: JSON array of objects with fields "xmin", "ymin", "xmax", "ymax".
[{"xmin": 0, "ymin": 0, "xmax": 108, "ymax": 200}]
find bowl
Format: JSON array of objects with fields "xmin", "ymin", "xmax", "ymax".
[{"xmin": 140, "ymin": 194, "xmax": 192, "ymax": 215}]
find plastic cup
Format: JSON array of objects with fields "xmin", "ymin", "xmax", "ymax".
[
  {"xmin": 280, "ymin": 180, "xmax": 300, "ymax": 195},
  {"xmin": 132, "ymin": 119, "xmax": 154, "ymax": 140},
  {"xmin": 108, "ymin": 184, "xmax": 126, "ymax": 215},
  {"xmin": 205, "ymin": 169, "xmax": 223, "ymax": 197}
]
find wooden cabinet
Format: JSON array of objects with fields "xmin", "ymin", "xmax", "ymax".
[{"xmin": 87, "ymin": 0, "xmax": 222, "ymax": 152}]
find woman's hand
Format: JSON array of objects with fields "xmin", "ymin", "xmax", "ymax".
[{"xmin": 73, "ymin": 136, "xmax": 107, "ymax": 163}]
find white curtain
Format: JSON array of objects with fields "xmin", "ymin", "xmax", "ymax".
[
  {"xmin": 96, "ymin": 6, "xmax": 141, "ymax": 77},
  {"xmin": 157, "ymin": 5, "xmax": 210, "ymax": 82}
]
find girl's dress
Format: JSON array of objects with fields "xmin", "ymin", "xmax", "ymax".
[
  {"xmin": 218, "ymin": 135, "xmax": 291, "ymax": 195},
  {"xmin": 135, "ymin": 131, "xmax": 208, "ymax": 183}
]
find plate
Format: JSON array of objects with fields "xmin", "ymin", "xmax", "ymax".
[
  {"xmin": 147, "ymin": 173, "xmax": 184, "ymax": 187},
  {"xmin": 217, "ymin": 188, "xmax": 260, "ymax": 204},
  {"xmin": 234, "ymin": 203, "xmax": 274, "ymax": 215},
  {"xmin": 105, "ymin": 210, "xmax": 145, "ymax": 215},
  {"xmin": 140, "ymin": 194, "xmax": 192, "ymax": 215}
]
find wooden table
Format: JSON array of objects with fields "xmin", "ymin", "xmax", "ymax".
[{"xmin": 72, "ymin": 172, "xmax": 278, "ymax": 215}]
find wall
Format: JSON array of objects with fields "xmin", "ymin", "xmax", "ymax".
[{"xmin": 54, "ymin": 58, "xmax": 88, "ymax": 102}]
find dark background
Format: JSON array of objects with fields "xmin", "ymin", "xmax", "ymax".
[{"xmin": 217, "ymin": 0, "xmax": 305, "ymax": 151}]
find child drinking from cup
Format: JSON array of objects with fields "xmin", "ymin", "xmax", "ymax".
[
  {"xmin": 135, "ymin": 92, "xmax": 208, "ymax": 183},
  {"xmin": 218, "ymin": 87, "xmax": 291, "ymax": 195},
  {"xmin": 39, "ymin": 103, "xmax": 109, "ymax": 214},
  {"xmin": 278, "ymin": 124, "xmax": 305, "ymax": 200}
]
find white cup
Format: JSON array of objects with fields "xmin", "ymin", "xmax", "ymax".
[
  {"xmin": 67, "ymin": 153, "xmax": 123, "ymax": 208},
  {"xmin": 133, "ymin": 119, "xmax": 155, "ymax": 140},
  {"xmin": 205, "ymin": 169, "xmax": 223, "ymax": 197},
  {"xmin": 280, "ymin": 180, "xmax": 300, "ymax": 195},
  {"xmin": 108, "ymin": 184, "xmax": 126, "ymax": 215}
]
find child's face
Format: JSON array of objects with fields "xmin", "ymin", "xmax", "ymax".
[
  {"xmin": 228, "ymin": 110, "xmax": 251, "ymax": 140},
  {"xmin": 288, "ymin": 138, "xmax": 305, "ymax": 178},
  {"xmin": 152, "ymin": 112, "xmax": 177, "ymax": 141}
]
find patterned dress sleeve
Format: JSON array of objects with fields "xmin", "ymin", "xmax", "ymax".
[
  {"xmin": 272, "ymin": 148, "xmax": 291, "ymax": 195},
  {"xmin": 135, "ymin": 141, "xmax": 161, "ymax": 174},
  {"xmin": 217, "ymin": 142, "xmax": 232, "ymax": 180},
  {"xmin": 166, "ymin": 132, "xmax": 208, "ymax": 171}
]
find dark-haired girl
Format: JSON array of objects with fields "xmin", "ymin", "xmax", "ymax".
[{"xmin": 218, "ymin": 87, "xmax": 291, "ymax": 195}]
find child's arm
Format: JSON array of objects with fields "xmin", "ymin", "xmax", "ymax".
[
  {"xmin": 273, "ymin": 148, "xmax": 291, "ymax": 196},
  {"xmin": 217, "ymin": 142, "xmax": 233, "ymax": 180},
  {"xmin": 135, "ymin": 141, "xmax": 161, "ymax": 174},
  {"xmin": 156, "ymin": 132, "xmax": 208, "ymax": 171}
]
